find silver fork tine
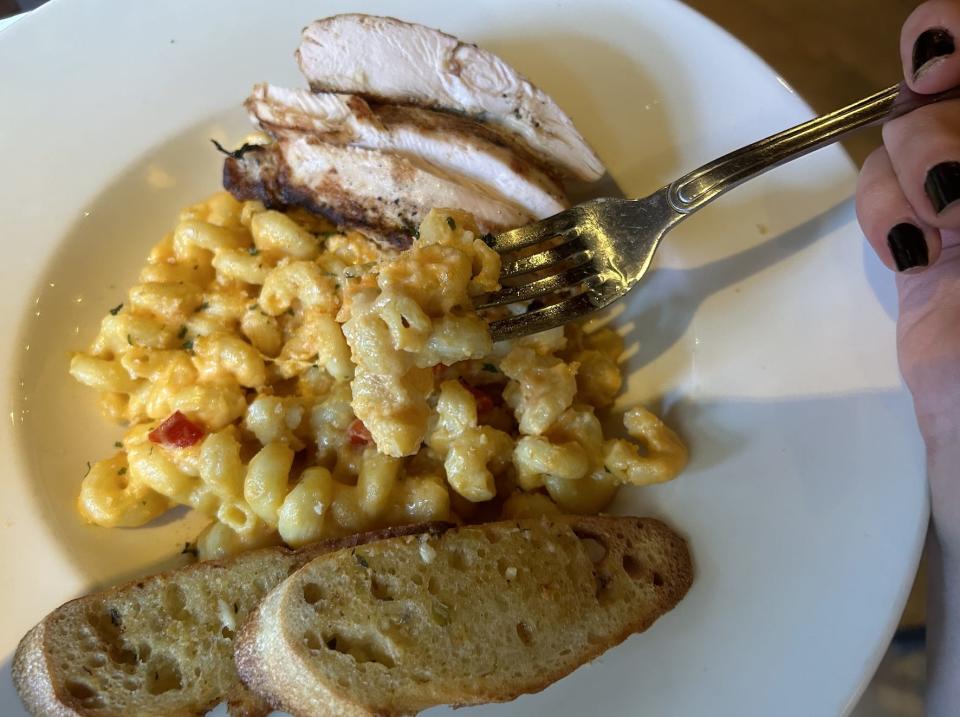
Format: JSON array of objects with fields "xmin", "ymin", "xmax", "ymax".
[
  {"xmin": 484, "ymin": 209, "xmax": 578, "ymax": 253},
  {"xmin": 475, "ymin": 264, "xmax": 600, "ymax": 309},
  {"xmin": 499, "ymin": 241, "xmax": 592, "ymax": 279},
  {"xmin": 488, "ymin": 292, "xmax": 600, "ymax": 342}
]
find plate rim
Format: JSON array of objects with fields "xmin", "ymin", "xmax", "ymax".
[{"xmin": 0, "ymin": 2, "xmax": 929, "ymax": 715}]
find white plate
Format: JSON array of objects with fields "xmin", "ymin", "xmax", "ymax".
[{"xmin": 0, "ymin": 1, "xmax": 927, "ymax": 715}]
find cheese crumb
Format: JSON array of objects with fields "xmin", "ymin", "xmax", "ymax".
[
  {"xmin": 504, "ymin": 566, "xmax": 517, "ymax": 580},
  {"xmin": 419, "ymin": 541, "xmax": 437, "ymax": 564}
]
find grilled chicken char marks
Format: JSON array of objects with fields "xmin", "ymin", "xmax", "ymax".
[
  {"xmin": 223, "ymin": 137, "xmax": 532, "ymax": 249},
  {"xmin": 247, "ymin": 84, "xmax": 568, "ymax": 219}
]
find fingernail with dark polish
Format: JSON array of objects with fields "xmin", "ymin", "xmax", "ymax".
[
  {"xmin": 913, "ymin": 28, "xmax": 955, "ymax": 77},
  {"xmin": 887, "ymin": 223, "xmax": 929, "ymax": 271},
  {"xmin": 925, "ymin": 161, "xmax": 960, "ymax": 213}
]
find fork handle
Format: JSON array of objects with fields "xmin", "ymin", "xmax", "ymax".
[{"xmin": 667, "ymin": 82, "xmax": 960, "ymax": 214}]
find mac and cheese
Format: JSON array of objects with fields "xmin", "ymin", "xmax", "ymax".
[{"xmin": 70, "ymin": 193, "xmax": 687, "ymax": 559}]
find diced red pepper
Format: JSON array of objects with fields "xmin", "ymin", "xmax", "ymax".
[
  {"xmin": 460, "ymin": 380, "xmax": 495, "ymax": 413},
  {"xmin": 348, "ymin": 418, "xmax": 373, "ymax": 446},
  {"xmin": 148, "ymin": 411, "xmax": 205, "ymax": 448}
]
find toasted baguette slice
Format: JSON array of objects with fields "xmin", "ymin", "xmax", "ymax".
[
  {"xmin": 13, "ymin": 524, "xmax": 447, "ymax": 717},
  {"xmin": 236, "ymin": 515, "xmax": 693, "ymax": 717}
]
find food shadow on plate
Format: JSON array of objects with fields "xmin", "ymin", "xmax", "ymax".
[
  {"xmin": 603, "ymin": 395, "xmax": 746, "ymax": 534},
  {"xmin": 583, "ymin": 191, "xmax": 856, "ymax": 481},
  {"xmin": 0, "ymin": 655, "xmax": 21, "ymax": 717},
  {"xmin": 479, "ymin": 24, "xmax": 679, "ymax": 198},
  {"xmin": 611, "ymin": 195, "xmax": 854, "ymax": 378}
]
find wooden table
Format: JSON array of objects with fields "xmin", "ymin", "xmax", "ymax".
[{"xmin": 685, "ymin": 0, "xmax": 916, "ymax": 165}]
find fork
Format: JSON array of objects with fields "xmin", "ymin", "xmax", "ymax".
[{"xmin": 479, "ymin": 82, "xmax": 960, "ymax": 342}]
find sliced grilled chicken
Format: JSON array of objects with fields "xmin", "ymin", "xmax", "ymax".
[
  {"xmin": 247, "ymin": 84, "xmax": 568, "ymax": 219},
  {"xmin": 296, "ymin": 14, "xmax": 604, "ymax": 181},
  {"xmin": 222, "ymin": 135, "xmax": 532, "ymax": 249}
]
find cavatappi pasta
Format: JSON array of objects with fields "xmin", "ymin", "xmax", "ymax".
[{"xmin": 70, "ymin": 193, "xmax": 687, "ymax": 560}]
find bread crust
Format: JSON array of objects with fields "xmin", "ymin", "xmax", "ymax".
[
  {"xmin": 13, "ymin": 623, "xmax": 83, "ymax": 717},
  {"xmin": 12, "ymin": 523, "xmax": 450, "ymax": 717},
  {"xmin": 235, "ymin": 515, "xmax": 693, "ymax": 717}
]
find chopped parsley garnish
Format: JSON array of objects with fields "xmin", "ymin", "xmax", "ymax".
[
  {"xmin": 109, "ymin": 303, "xmax": 123, "ymax": 315},
  {"xmin": 114, "ymin": 441, "xmax": 123, "ymax": 448},
  {"xmin": 353, "ymin": 550, "xmax": 369, "ymax": 569},
  {"xmin": 181, "ymin": 340, "xmax": 194, "ymax": 352},
  {"xmin": 117, "ymin": 467, "xmax": 127, "ymax": 476},
  {"xmin": 446, "ymin": 217, "xmax": 456, "ymax": 230},
  {"xmin": 177, "ymin": 325, "xmax": 188, "ymax": 339},
  {"xmin": 126, "ymin": 334, "xmax": 133, "ymax": 346}
]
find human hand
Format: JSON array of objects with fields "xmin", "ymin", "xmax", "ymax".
[
  {"xmin": 856, "ymin": 0, "xmax": 960, "ymax": 452},
  {"xmin": 855, "ymin": 5, "xmax": 960, "ymax": 711}
]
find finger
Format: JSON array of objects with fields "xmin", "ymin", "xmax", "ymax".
[
  {"xmin": 902, "ymin": 0, "xmax": 960, "ymax": 91},
  {"xmin": 882, "ymin": 100, "xmax": 960, "ymax": 229},
  {"xmin": 856, "ymin": 146, "xmax": 941, "ymax": 272}
]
